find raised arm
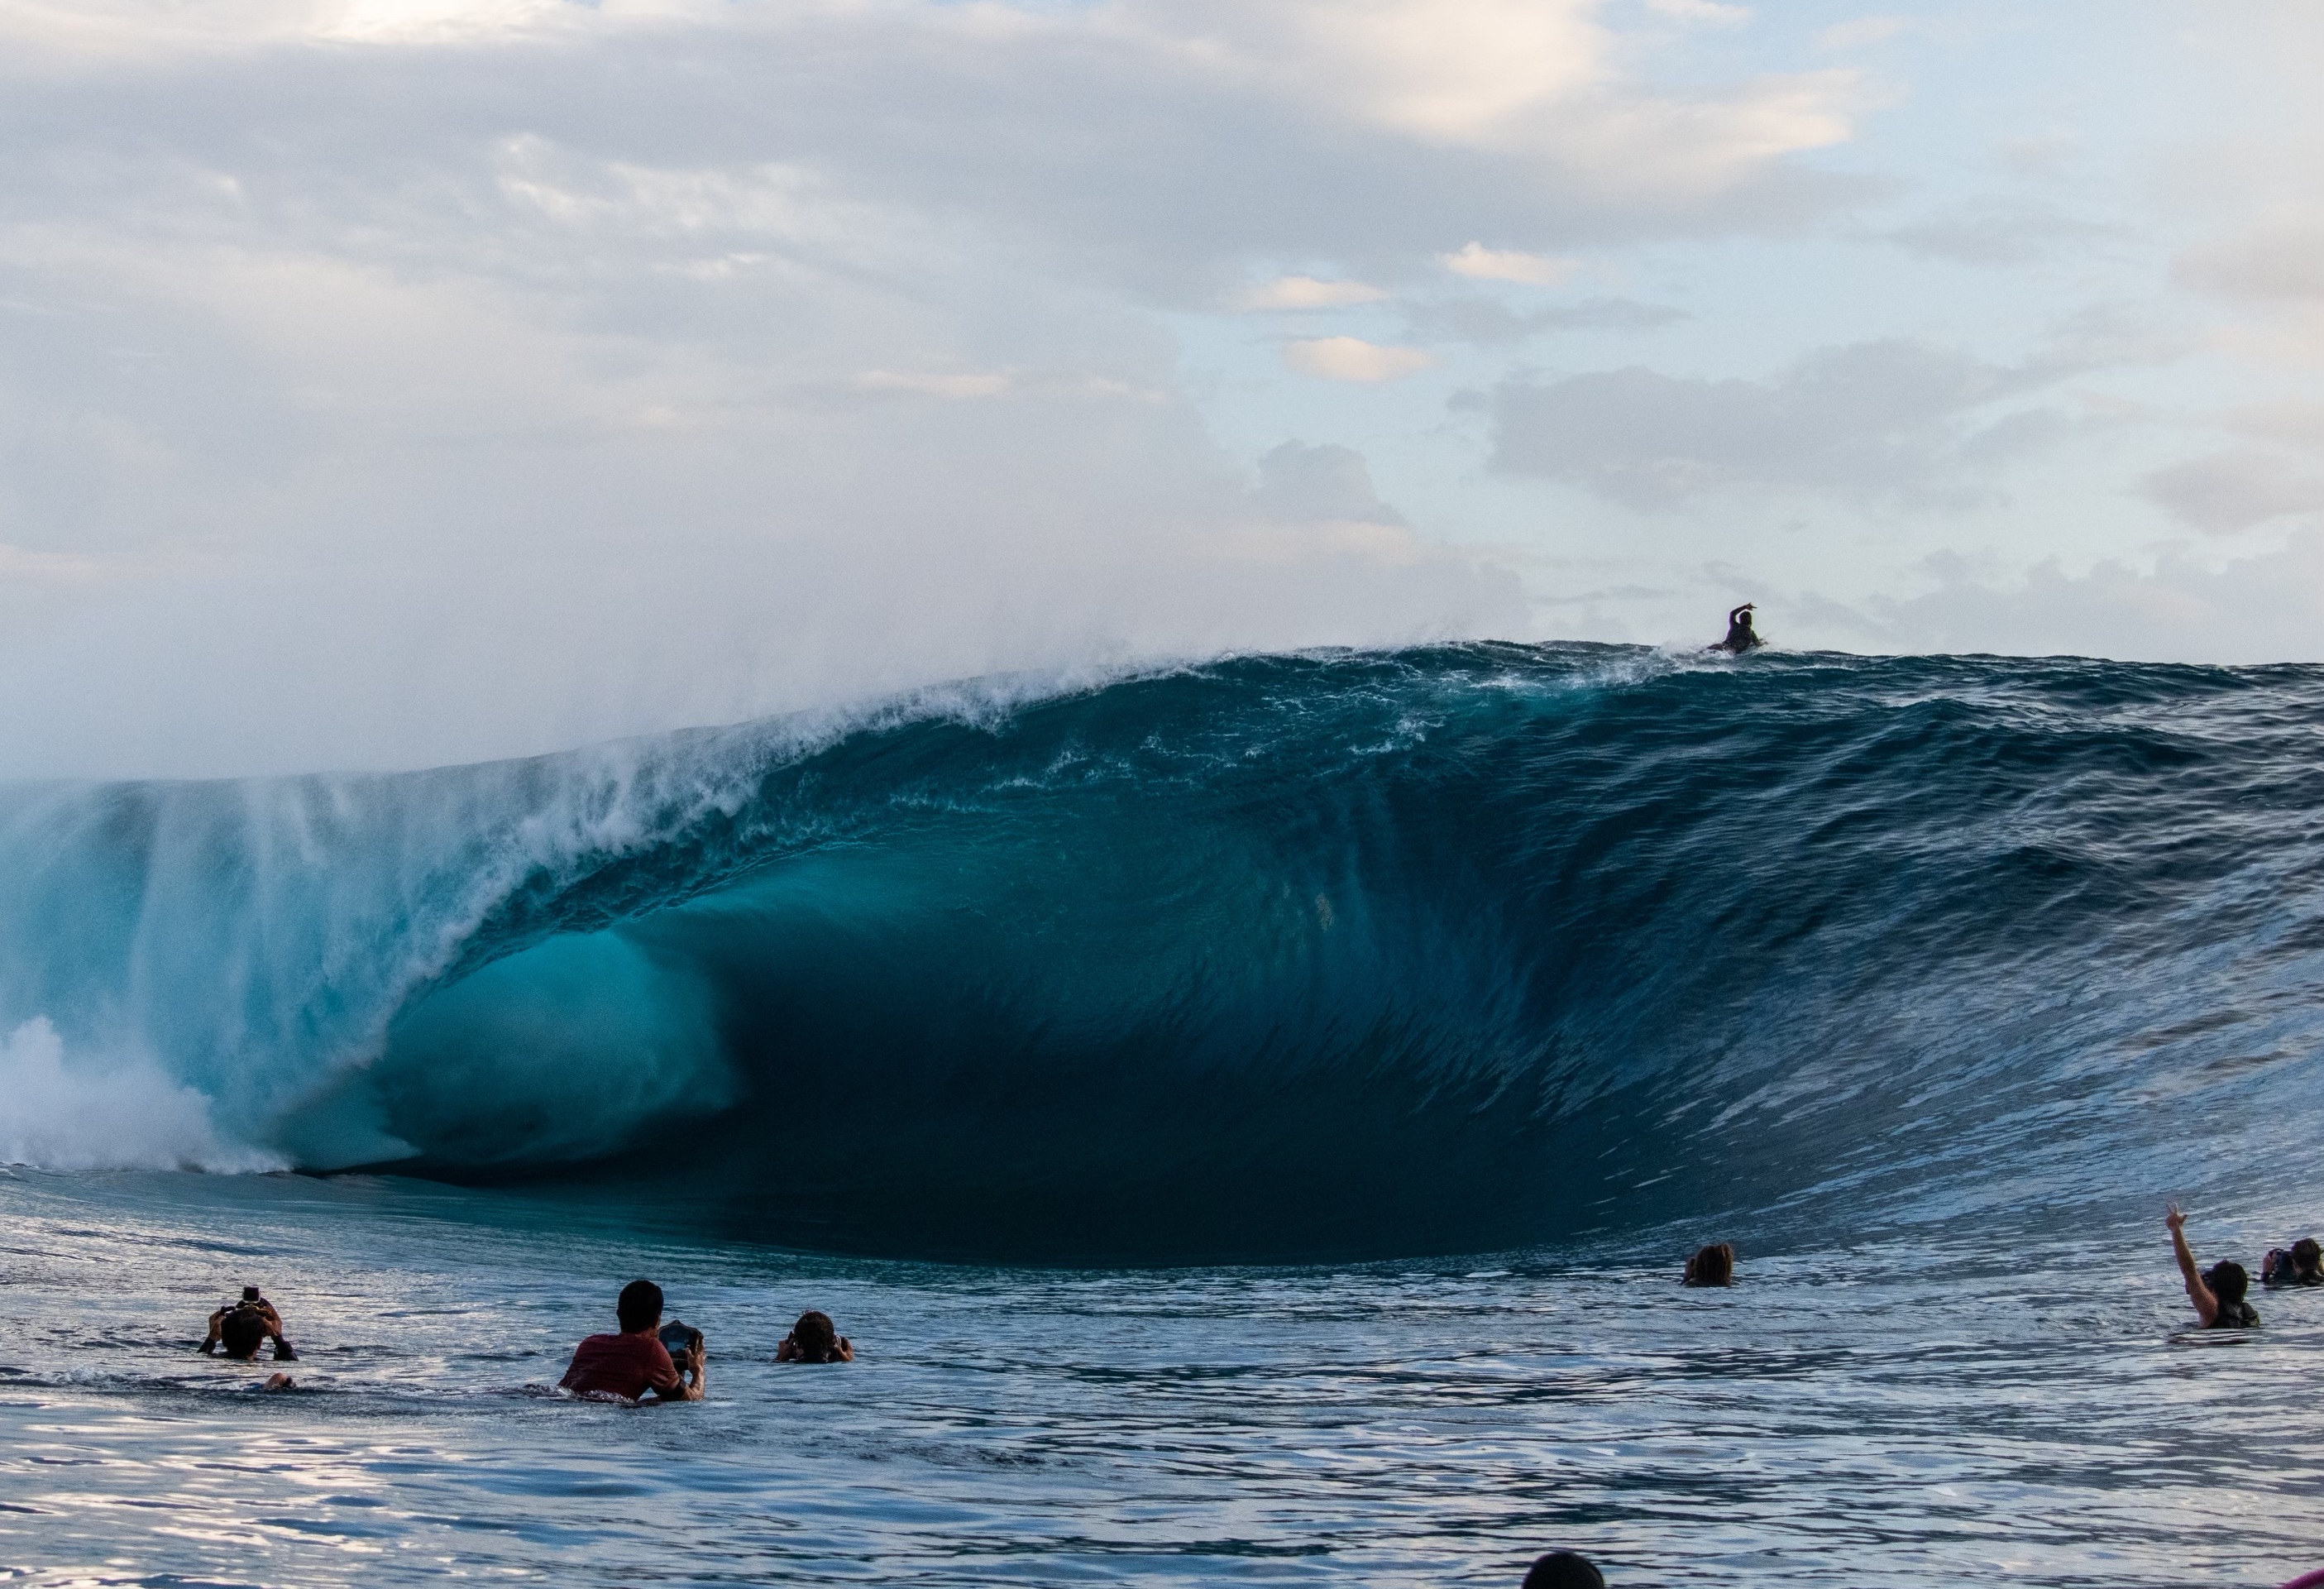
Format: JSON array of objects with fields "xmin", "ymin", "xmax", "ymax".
[{"xmin": 2166, "ymin": 1204, "xmax": 2219, "ymax": 1327}]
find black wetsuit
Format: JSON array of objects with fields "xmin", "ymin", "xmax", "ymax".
[
  {"xmin": 1720, "ymin": 606, "xmax": 1760, "ymax": 653},
  {"xmin": 2263, "ymin": 1251, "xmax": 2322, "ymax": 1287},
  {"xmin": 2208, "ymin": 1298, "xmax": 2259, "ymax": 1328}
]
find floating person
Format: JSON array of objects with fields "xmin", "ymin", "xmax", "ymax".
[
  {"xmin": 200, "ymin": 1285, "xmax": 297, "ymax": 1361},
  {"xmin": 2263, "ymin": 1237, "xmax": 2323, "ymax": 1288},
  {"xmin": 2165, "ymin": 1204, "xmax": 2258, "ymax": 1328},
  {"xmin": 776, "ymin": 1309, "xmax": 854, "ymax": 1363},
  {"xmin": 1523, "ymin": 1550, "xmax": 1606, "ymax": 1588},
  {"xmin": 1682, "ymin": 1243, "xmax": 1735, "ymax": 1286},
  {"xmin": 559, "ymin": 1279, "xmax": 706, "ymax": 1402},
  {"xmin": 1713, "ymin": 602, "xmax": 1762, "ymax": 653}
]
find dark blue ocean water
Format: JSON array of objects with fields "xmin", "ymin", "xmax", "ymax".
[{"xmin": 2, "ymin": 644, "xmax": 2323, "ymax": 1583}]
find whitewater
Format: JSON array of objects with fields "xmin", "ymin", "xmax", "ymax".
[{"xmin": 3, "ymin": 643, "xmax": 2322, "ymax": 1585}]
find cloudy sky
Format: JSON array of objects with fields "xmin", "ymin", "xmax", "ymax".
[{"xmin": 2, "ymin": 0, "xmax": 2321, "ymax": 775}]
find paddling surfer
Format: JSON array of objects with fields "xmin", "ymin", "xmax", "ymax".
[{"xmin": 1714, "ymin": 603, "xmax": 1762, "ymax": 653}]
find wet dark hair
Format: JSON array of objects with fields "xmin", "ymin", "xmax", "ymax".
[
  {"xmin": 791, "ymin": 1310, "xmax": 839, "ymax": 1362},
  {"xmin": 2206, "ymin": 1261, "xmax": 2250, "ymax": 1306},
  {"xmin": 1685, "ymin": 1242, "xmax": 1734, "ymax": 1286},
  {"xmin": 1522, "ymin": 1551, "xmax": 1606, "ymax": 1589},
  {"xmin": 2295, "ymin": 1237, "xmax": 2322, "ymax": 1276},
  {"xmin": 220, "ymin": 1306, "xmax": 269, "ymax": 1360},
  {"xmin": 616, "ymin": 1280, "xmax": 664, "ymax": 1333}
]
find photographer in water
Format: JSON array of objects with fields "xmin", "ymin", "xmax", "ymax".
[
  {"xmin": 559, "ymin": 1279, "xmax": 705, "ymax": 1403},
  {"xmin": 776, "ymin": 1309, "xmax": 854, "ymax": 1363},
  {"xmin": 200, "ymin": 1285, "xmax": 297, "ymax": 1361}
]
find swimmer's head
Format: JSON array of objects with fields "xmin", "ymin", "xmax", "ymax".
[
  {"xmin": 791, "ymin": 1310, "xmax": 839, "ymax": 1362},
  {"xmin": 219, "ymin": 1306, "xmax": 269, "ymax": 1360},
  {"xmin": 616, "ymin": 1279, "xmax": 664, "ymax": 1333},
  {"xmin": 2294, "ymin": 1237, "xmax": 2322, "ymax": 1278},
  {"xmin": 2206, "ymin": 1261, "xmax": 2250, "ymax": 1306},
  {"xmin": 1685, "ymin": 1243, "xmax": 1734, "ymax": 1286},
  {"xmin": 1522, "ymin": 1551, "xmax": 1606, "ymax": 1589}
]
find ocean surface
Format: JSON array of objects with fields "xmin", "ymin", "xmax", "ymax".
[{"xmin": 2, "ymin": 644, "xmax": 2322, "ymax": 1585}]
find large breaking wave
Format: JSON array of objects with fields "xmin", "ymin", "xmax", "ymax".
[{"xmin": 4, "ymin": 644, "xmax": 2322, "ymax": 1260}]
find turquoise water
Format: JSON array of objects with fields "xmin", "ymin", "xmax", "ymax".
[
  {"xmin": 9, "ymin": 649, "xmax": 2324, "ymax": 1582},
  {"xmin": 4, "ymin": 1165, "xmax": 2320, "ymax": 1587}
]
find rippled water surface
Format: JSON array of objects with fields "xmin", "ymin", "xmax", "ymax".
[{"xmin": 4, "ymin": 1167, "xmax": 2321, "ymax": 1587}]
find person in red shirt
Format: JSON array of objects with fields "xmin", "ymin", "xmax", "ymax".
[{"xmin": 559, "ymin": 1280, "xmax": 705, "ymax": 1403}]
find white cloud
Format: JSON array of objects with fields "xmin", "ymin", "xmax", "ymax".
[
  {"xmin": 1442, "ymin": 242, "xmax": 1579, "ymax": 286},
  {"xmin": 2176, "ymin": 218, "xmax": 2324, "ymax": 304},
  {"xmin": 321, "ymin": 0, "xmax": 571, "ymax": 44},
  {"xmin": 1283, "ymin": 337, "xmax": 1439, "ymax": 382},
  {"xmin": 853, "ymin": 369, "xmax": 1013, "ymax": 399},
  {"xmin": 1817, "ymin": 16, "xmax": 1911, "ymax": 50},
  {"xmin": 1879, "ymin": 199, "xmax": 2118, "ymax": 267},
  {"xmin": 1113, "ymin": 0, "xmax": 1612, "ymax": 146},
  {"xmin": 1250, "ymin": 441, "xmax": 1408, "ymax": 525},
  {"xmin": 1829, "ymin": 531, "xmax": 2324, "ymax": 665},
  {"xmin": 1646, "ymin": 0, "xmax": 1751, "ymax": 27},
  {"xmin": 2144, "ymin": 448, "xmax": 2324, "ymax": 535},
  {"xmin": 1480, "ymin": 338, "xmax": 2078, "ymax": 508},
  {"xmin": 1235, "ymin": 275, "xmax": 1390, "ymax": 310}
]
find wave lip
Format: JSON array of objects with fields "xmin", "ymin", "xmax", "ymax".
[{"xmin": 7, "ymin": 644, "xmax": 2324, "ymax": 1259}]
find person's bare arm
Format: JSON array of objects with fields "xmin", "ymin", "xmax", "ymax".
[
  {"xmin": 835, "ymin": 1337, "xmax": 854, "ymax": 1363},
  {"xmin": 199, "ymin": 1309, "xmax": 224, "ymax": 1354},
  {"xmin": 647, "ymin": 1343, "xmax": 705, "ymax": 1402},
  {"xmin": 2167, "ymin": 1204, "xmax": 2219, "ymax": 1326},
  {"xmin": 255, "ymin": 1302, "xmax": 298, "ymax": 1359}
]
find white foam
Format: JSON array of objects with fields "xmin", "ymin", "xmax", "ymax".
[{"xmin": 0, "ymin": 1017, "xmax": 281, "ymax": 1173}]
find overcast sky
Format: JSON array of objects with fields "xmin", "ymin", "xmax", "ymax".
[{"xmin": 2, "ymin": 0, "xmax": 2321, "ymax": 776}]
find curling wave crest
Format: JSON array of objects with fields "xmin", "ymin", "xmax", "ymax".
[{"xmin": 3, "ymin": 644, "xmax": 2320, "ymax": 1260}]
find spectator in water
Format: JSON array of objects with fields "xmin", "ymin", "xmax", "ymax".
[
  {"xmin": 1523, "ymin": 1550, "xmax": 1606, "ymax": 1588},
  {"xmin": 559, "ymin": 1279, "xmax": 705, "ymax": 1402},
  {"xmin": 1682, "ymin": 1243, "xmax": 1735, "ymax": 1287},
  {"xmin": 201, "ymin": 1286, "xmax": 297, "ymax": 1361},
  {"xmin": 2263, "ymin": 1237, "xmax": 2323, "ymax": 1288},
  {"xmin": 2166, "ymin": 1204, "xmax": 2258, "ymax": 1328},
  {"xmin": 776, "ymin": 1309, "xmax": 854, "ymax": 1363}
]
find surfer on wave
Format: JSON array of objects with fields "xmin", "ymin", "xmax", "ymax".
[{"xmin": 1713, "ymin": 603, "xmax": 1762, "ymax": 653}]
